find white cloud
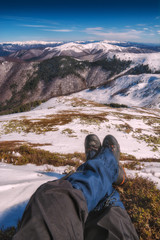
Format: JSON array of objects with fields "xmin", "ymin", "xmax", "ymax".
[
  {"xmin": 2, "ymin": 15, "xmax": 59, "ymax": 25},
  {"xmin": 157, "ymin": 31, "xmax": 160, "ymax": 34},
  {"xmin": 129, "ymin": 29, "xmax": 142, "ymax": 33},
  {"xmin": 84, "ymin": 28, "xmax": 144, "ymax": 41},
  {"xmin": 85, "ymin": 27, "xmax": 103, "ymax": 31},
  {"xmin": 155, "ymin": 25, "xmax": 160, "ymax": 27},
  {"xmin": 21, "ymin": 24, "xmax": 48, "ymax": 28},
  {"xmin": 43, "ymin": 29, "xmax": 73, "ymax": 32},
  {"xmin": 143, "ymin": 28, "xmax": 149, "ymax": 30},
  {"xmin": 136, "ymin": 24, "xmax": 146, "ymax": 27}
]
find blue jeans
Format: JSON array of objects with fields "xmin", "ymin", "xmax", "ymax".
[{"xmin": 67, "ymin": 147, "xmax": 124, "ymax": 212}]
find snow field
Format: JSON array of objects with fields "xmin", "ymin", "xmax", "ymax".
[
  {"xmin": 0, "ymin": 95, "xmax": 159, "ymax": 229},
  {"xmin": 0, "ymin": 162, "xmax": 66, "ymax": 228},
  {"xmin": 73, "ymin": 74, "xmax": 160, "ymax": 108}
]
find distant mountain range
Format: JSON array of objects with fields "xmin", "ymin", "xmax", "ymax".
[
  {"xmin": 0, "ymin": 40, "xmax": 159, "ymax": 113},
  {"xmin": 0, "ymin": 40, "xmax": 160, "ymax": 57}
]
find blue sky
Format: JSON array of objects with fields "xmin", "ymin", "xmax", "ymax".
[{"xmin": 0, "ymin": 0, "xmax": 160, "ymax": 44}]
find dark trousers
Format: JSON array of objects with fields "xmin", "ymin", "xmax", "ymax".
[{"xmin": 13, "ymin": 179, "xmax": 139, "ymax": 240}]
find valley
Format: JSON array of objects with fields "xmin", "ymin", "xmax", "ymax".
[{"xmin": 0, "ymin": 40, "xmax": 160, "ymax": 113}]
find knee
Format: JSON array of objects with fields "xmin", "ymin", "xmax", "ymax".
[{"xmin": 32, "ymin": 180, "xmax": 56, "ymax": 201}]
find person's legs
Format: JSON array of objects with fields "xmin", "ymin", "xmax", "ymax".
[
  {"xmin": 84, "ymin": 185, "xmax": 139, "ymax": 240},
  {"xmin": 84, "ymin": 206, "xmax": 139, "ymax": 240},
  {"xmin": 13, "ymin": 180, "xmax": 88, "ymax": 240},
  {"xmin": 13, "ymin": 140, "xmax": 119, "ymax": 240},
  {"xmin": 67, "ymin": 147, "xmax": 119, "ymax": 212},
  {"xmin": 84, "ymin": 134, "xmax": 139, "ymax": 240}
]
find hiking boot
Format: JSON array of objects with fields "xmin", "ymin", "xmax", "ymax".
[
  {"xmin": 102, "ymin": 134, "xmax": 120, "ymax": 161},
  {"xmin": 115, "ymin": 164, "xmax": 127, "ymax": 185},
  {"xmin": 102, "ymin": 135, "xmax": 127, "ymax": 185},
  {"xmin": 85, "ymin": 134, "xmax": 101, "ymax": 160}
]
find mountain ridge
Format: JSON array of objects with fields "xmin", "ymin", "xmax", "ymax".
[
  {"xmin": 0, "ymin": 41, "xmax": 159, "ymax": 113},
  {"xmin": 0, "ymin": 40, "xmax": 160, "ymax": 58}
]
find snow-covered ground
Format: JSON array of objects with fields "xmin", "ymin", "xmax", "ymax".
[
  {"xmin": 126, "ymin": 161, "xmax": 160, "ymax": 187},
  {"xmin": 0, "ymin": 94, "xmax": 160, "ymax": 229},
  {"xmin": 0, "ymin": 162, "xmax": 66, "ymax": 229},
  {"xmin": 74, "ymin": 74, "xmax": 160, "ymax": 109},
  {"xmin": 0, "ymin": 96, "xmax": 159, "ymax": 157},
  {"xmin": 0, "ymin": 160, "xmax": 160, "ymax": 229},
  {"xmin": 110, "ymin": 52, "xmax": 160, "ymax": 71}
]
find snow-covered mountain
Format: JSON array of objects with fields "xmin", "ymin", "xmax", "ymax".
[
  {"xmin": 0, "ymin": 40, "xmax": 160, "ymax": 112},
  {"xmin": 0, "ymin": 40, "xmax": 159, "ymax": 59},
  {"xmin": 74, "ymin": 74, "xmax": 160, "ymax": 109},
  {"xmin": 0, "ymin": 40, "xmax": 100, "ymax": 57},
  {"xmin": 0, "ymin": 41, "xmax": 63, "ymax": 56}
]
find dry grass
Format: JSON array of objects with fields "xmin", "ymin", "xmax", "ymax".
[
  {"xmin": 112, "ymin": 112, "xmax": 138, "ymax": 120},
  {"xmin": 143, "ymin": 116, "xmax": 160, "ymax": 126},
  {"xmin": 0, "ymin": 141, "xmax": 85, "ymax": 166},
  {"xmin": 61, "ymin": 128, "xmax": 77, "ymax": 138},
  {"xmin": 132, "ymin": 134, "xmax": 160, "ymax": 152},
  {"xmin": 80, "ymin": 129, "xmax": 91, "ymax": 134},
  {"xmin": 62, "ymin": 128, "xmax": 75, "ymax": 134},
  {"xmin": 115, "ymin": 123, "xmax": 133, "ymax": 134},
  {"xmin": 2, "ymin": 112, "xmax": 108, "ymax": 135},
  {"xmin": 120, "ymin": 153, "xmax": 160, "ymax": 162},
  {"xmin": 112, "ymin": 112, "xmax": 160, "ymax": 135},
  {"xmin": 134, "ymin": 128, "xmax": 142, "ymax": 133},
  {"xmin": 0, "ymin": 227, "xmax": 17, "ymax": 240},
  {"xmin": 120, "ymin": 153, "xmax": 137, "ymax": 161},
  {"xmin": 69, "ymin": 97, "xmax": 105, "ymax": 108},
  {"xmin": 0, "ymin": 141, "xmax": 51, "ymax": 149},
  {"xmin": 122, "ymin": 161, "xmax": 143, "ymax": 170},
  {"xmin": 117, "ymin": 177, "xmax": 160, "ymax": 240},
  {"xmin": 1, "ymin": 143, "xmax": 158, "ymax": 166}
]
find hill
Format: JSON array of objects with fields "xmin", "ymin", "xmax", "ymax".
[{"xmin": 0, "ymin": 46, "xmax": 160, "ymax": 114}]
